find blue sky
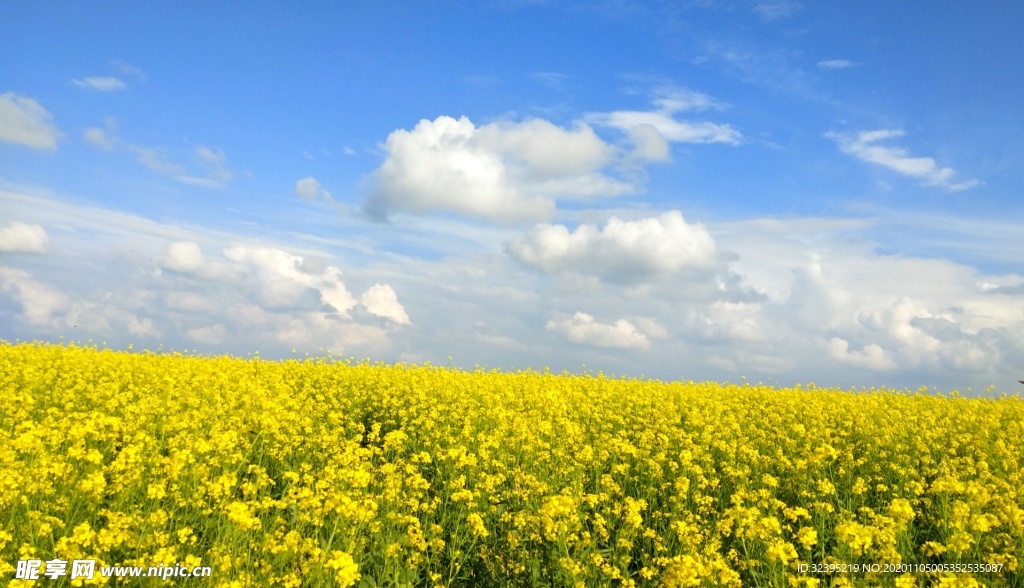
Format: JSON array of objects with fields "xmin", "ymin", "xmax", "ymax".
[{"xmin": 2, "ymin": 0, "xmax": 1023, "ymax": 394}]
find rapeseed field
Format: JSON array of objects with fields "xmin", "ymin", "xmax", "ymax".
[{"xmin": 1, "ymin": 341, "xmax": 1022, "ymax": 587}]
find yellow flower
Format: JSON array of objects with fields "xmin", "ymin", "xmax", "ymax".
[
  {"xmin": 324, "ymin": 550, "xmax": 361, "ymax": 587},
  {"xmin": 224, "ymin": 501, "xmax": 262, "ymax": 531},
  {"xmin": 765, "ymin": 539, "xmax": 798, "ymax": 566},
  {"xmin": 466, "ymin": 512, "xmax": 489, "ymax": 538},
  {"xmin": 795, "ymin": 526, "xmax": 818, "ymax": 550}
]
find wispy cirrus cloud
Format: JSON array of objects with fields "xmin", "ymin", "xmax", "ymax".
[
  {"xmin": 530, "ymin": 71, "xmax": 568, "ymax": 91},
  {"xmin": 83, "ymin": 119, "xmax": 234, "ymax": 187},
  {"xmin": 73, "ymin": 61, "xmax": 145, "ymax": 92},
  {"xmin": 753, "ymin": 0, "xmax": 801, "ymax": 21},
  {"xmin": 111, "ymin": 59, "xmax": 146, "ymax": 81},
  {"xmin": 586, "ymin": 87, "xmax": 742, "ymax": 149},
  {"xmin": 827, "ymin": 129, "xmax": 981, "ymax": 191},
  {"xmin": 72, "ymin": 76, "xmax": 127, "ymax": 92},
  {"xmin": 817, "ymin": 59, "xmax": 856, "ymax": 70}
]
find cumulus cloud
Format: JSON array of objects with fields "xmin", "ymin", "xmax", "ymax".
[
  {"xmin": 187, "ymin": 324, "xmax": 227, "ymax": 345},
  {"xmin": 827, "ymin": 129, "xmax": 981, "ymax": 191},
  {"xmin": 72, "ymin": 76, "xmax": 126, "ymax": 92},
  {"xmin": 161, "ymin": 241, "xmax": 206, "ymax": 274},
  {"xmin": 0, "ymin": 222, "xmax": 50, "ymax": 254},
  {"xmin": 702, "ymin": 214, "xmax": 1024, "ymax": 387},
  {"xmin": 0, "ymin": 263, "xmax": 161, "ymax": 340},
  {"xmin": 505, "ymin": 211, "xmax": 717, "ymax": 282},
  {"xmin": 5, "ymin": 189, "xmax": 1023, "ymax": 393},
  {"xmin": 360, "ymin": 284, "xmax": 411, "ymax": 324},
  {"xmin": 0, "ymin": 267, "xmax": 68, "ymax": 326},
  {"xmin": 826, "ymin": 337, "xmax": 898, "ymax": 371},
  {"xmin": 684, "ymin": 301, "xmax": 765, "ymax": 343},
  {"xmin": 546, "ymin": 312, "xmax": 651, "ymax": 349},
  {"xmin": 224, "ymin": 245, "xmax": 359, "ymax": 315},
  {"xmin": 155, "ymin": 243, "xmax": 409, "ymax": 352},
  {"xmin": 159, "ymin": 241, "xmax": 240, "ymax": 281},
  {"xmin": 0, "ymin": 92, "xmax": 59, "ymax": 150},
  {"xmin": 586, "ymin": 88, "xmax": 742, "ymax": 150},
  {"xmin": 366, "ymin": 115, "xmax": 634, "ymax": 222}
]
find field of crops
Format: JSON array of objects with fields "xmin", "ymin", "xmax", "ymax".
[{"xmin": 1, "ymin": 342, "xmax": 1022, "ymax": 587}]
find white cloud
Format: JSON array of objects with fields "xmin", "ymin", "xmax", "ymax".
[
  {"xmin": 0, "ymin": 222, "xmax": 50, "ymax": 253},
  {"xmin": 586, "ymin": 88, "xmax": 741, "ymax": 152},
  {"xmin": 827, "ymin": 337, "xmax": 898, "ymax": 371},
  {"xmin": 827, "ymin": 129, "xmax": 981, "ymax": 191},
  {"xmin": 685, "ymin": 301, "xmax": 765, "ymax": 342},
  {"xmin": 626, "ymin": 124, "xmax": 671, "ymax": 162},
  {"xmin": 817, "ymin": 59, "xmax": 855, "ymax": 70},
  {"xmin": 531, "ymin": 71, "xmax": 568, "ymax": 90},
  {"xmin": 193, "ymin": 145, "xmax": 233, "ymax": 184},
  {"xmin": 754, "ymin": 0, "xmax": 801, "ymax": 20},
  {"xmin": 295, "ymin": 177, "xmax": 331, "ymax": 200},
  {"xmin": 360, "ymin": 283, "xmax": 410, "ymax": 324},
  {"xmin": 600, "ymin": 111, "xmax": 740, "ymax": 144},
  {"xmin": 84, "ymin": 127, "xmax": 114, "ymax": 149},
  {"xmin": 127, "ymin": 315, "xmax": 160, "ymax": 337},
  {"xmin": 0, "ymin": 267, "xmax": 68, "ymax": 326},
  {"xmin": 187, "ymin": 324, "xmax": 227, "ymax": 345},
  {"xmin": 150, "ymin": 145, "xmax": 234, "ymax": 187},
  {"xmin": 72, "ymin": 76, "xmax": 126, "ymax": 92},
  {"xmin": 131, "ymin": 144, "xmax": 233, "ymax": 187},
  {"xmin": 714, "ymin": 216, "xmax": 1024, "ymax": 384},
  {"xmin": 1, "ymin": 190, "xmax": 411, "ymax": 356},
  {"xmin": 633, "ymin": 316, "xmax": 669, "ymax": 339},
  {"xmin": 276, "ymin": 314, "xmax": 392, "ymax": 355},
  {"xmin": 651, "ymin": 88, "xmax": 725, "ymax": 113},
  {"xmin": 546, "ymin": 312, "xmax": 651, "ymax": 349},
  {"xmin": 4, "ymin": 188, "xmax": 1023, "ymax": 394},
  {"xmin": 162, "ymin": 241, "xmax": 205, "ymax": 274},
  {"xmin": 223, "ymin": 245, "xmax": 359, "ymax": 316},
  {"xmin": 132, "ymin": 145, "xmax": 188, "ymax": 176},
  {"xmin": 111, "ymin": 60, "xmax": 146, "ymax": 81},
  {"xmin": 84, "ymin": 118, "xmax": 118, "ymax": 150},
  {"xmin": 506, "ymin": 211, "xmax": 717, "ymax": 282},
  {"xmin": 0, "ymin": 92, "xmax": 59, "ymax": 150},
  {"xmin": 367, "ymin": 115, "xmax": 634, "ymax": 222},
  {"xmin": 82, "ymin": 120, "xmax": 233, "ymax": 187}
]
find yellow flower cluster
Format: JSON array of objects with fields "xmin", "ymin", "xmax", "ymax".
[{"xmin": 1, "ymin": 341, "xmax": 1022, "ymax": 586}]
